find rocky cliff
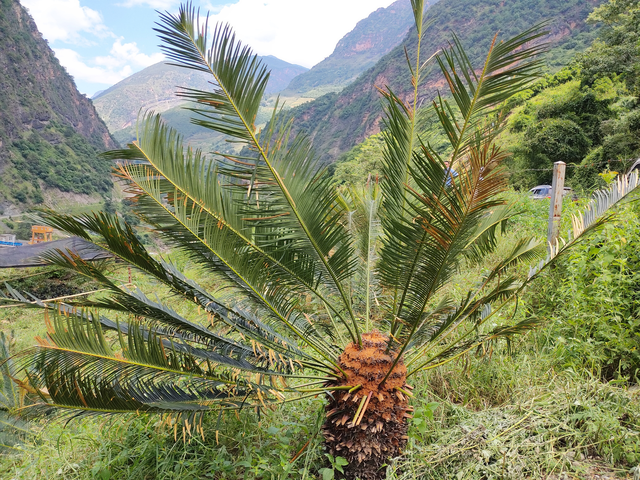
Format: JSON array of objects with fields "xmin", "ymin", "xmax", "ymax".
[
  {"xmin": 282, "ymin": 0, "xmax": 440, "ymax": 97},
  {"xmin": 0, "ymin": 0, "xmax": 116, "ymax": 215}
]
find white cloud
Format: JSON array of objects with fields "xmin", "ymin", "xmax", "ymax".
[
  {"xmin": 96, "ymin": 39, "xmax": 165, "ymax": 68},
  {"xmin": 54, "ymin": 48, "xmax": 132, "ymax": 85},
  {"xmin": 54, "ymin": 40, "xmax": 164, "ymax": 90},
  {"xmin": 20, "ymin": 0, "xmax": 110, "ymax": 44},
  {"xmin": 206, "ymin": 0, "xmax": 395, "ymax": 67},
  {"xmin": 116, "ymin": 0, "xmax": 177, "ymax": 8}
]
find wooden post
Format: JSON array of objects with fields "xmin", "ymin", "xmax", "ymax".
[{"xmin": 547, "ymin": 161, "xmax": 566, "ymax": 248}]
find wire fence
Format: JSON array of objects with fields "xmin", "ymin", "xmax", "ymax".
[{"xmin": 506, "ymin": 158, "xmax": 638, "ymax": 173}]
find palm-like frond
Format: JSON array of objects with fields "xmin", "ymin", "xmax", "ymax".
[
  {"xmin": 339, "ymin": 182, "xmax": 382, "ymax": 331},
  {"xmin": 13, "ymin": 307, "xmax": 293, "ymax": 422},
  {"xmin": 378, "ymin": 23, "xmax": 548, "ymax": 351},
  {"xmin": 151, "ymin": 4, "xmax": 360, "ymax": 342},
  {"xmin": 155, "ymin": 6, "xmax": 268, "ymax": 140}
]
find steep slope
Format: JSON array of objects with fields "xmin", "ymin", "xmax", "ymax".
[
  {"xmin": 282, "ymin": 0, "xmax": 440, "ymax": 98},
  {"xmin": 0, "ymin": 0, "xmax": 116, "ymax": 215},
  {"xmin": 284, "ymin": 0, "xmax": 604, "ymax": 163},
  {"xmin": 93, "ymin": 56, "xmax": 307, "ymax": 143}
]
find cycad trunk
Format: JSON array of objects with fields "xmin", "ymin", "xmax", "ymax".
[{"xmin": 323, "ymin": 332, "xmax": 412, "ymax": 480}]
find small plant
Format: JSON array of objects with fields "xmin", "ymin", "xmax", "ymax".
[
  {"xmin": 319, "ymin": 454, "xmax": 349, "ymax": 480},
  {"xmin": 598, "ymin": 170, "xmax": 619, "ymax": 184},
  {"xmin": 409, "ymin": 402, "xmax": 440, "ymax": 440}
]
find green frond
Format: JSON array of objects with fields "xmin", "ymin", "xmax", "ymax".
[
  {"xmin": 150, "ymin": 7, "xmax": 360, "ymax": 342},
  {"xmin": 40, "ymin": 210, "xmax": 304, "ymax": 345},
  {"xmin": 377, "ymin": 24, "xmax": 547, "ymax": 362},
  {"xmin": 154, "ymin": 4, "xmax": 268, "ymax": 141},
  {"xmin": 340, "ymin": 183, "xmax": 382, "ymax": 329},
  {"xmin": 13, "ymin": 308, "xmax": 292, "ymax": 419}
]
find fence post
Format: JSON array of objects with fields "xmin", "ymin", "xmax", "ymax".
[{"xmin": 547, "ymin": 161, "xmax": 566, "ymax": 249}]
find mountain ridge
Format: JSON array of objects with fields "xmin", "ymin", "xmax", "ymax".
[
  {"xmin": 282, "ymin": 0, "xmax": 440, "ymax": 97},
  {"xmin": 93, "ymin": 56, "xmax": 307, "ymax": 132},
  {"xmin": 281, "ymin": 0, "xmax": 604, "ymax": 163}
]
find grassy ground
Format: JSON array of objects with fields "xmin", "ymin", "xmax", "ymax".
[{"xmin": 0, "ymin": 192, "xmax": 638, "ymax": 479}]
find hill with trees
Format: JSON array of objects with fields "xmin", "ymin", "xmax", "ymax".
[
  {"xmin": 503, "ymin": 0, "xmax": 640, "ymax": 191},
  {"xmin": 281, "ymin": 0, "xmax": 604, "ymax": 164},
  {"xmin": 0, "ymin": 0, "xmax": 116, "ymax": 216}
]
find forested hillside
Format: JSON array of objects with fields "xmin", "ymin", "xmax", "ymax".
[
  {"xmin": 0, "ymin": 0, "xmax": 116, "ymax": 214},
  {"xmin": 332, "ymin": 0, "xmax": 639, "ymax": 192},
  {"xmin": 282, "ymin": 0, "xmax": 438, "ymax": 98},
  {"xmin": 283, "ymin": 0, "xmax": 603, "ymax": 163},
  {"xmin": 504, "ymin": 0, "xmax": 640, "ymax": 190}
]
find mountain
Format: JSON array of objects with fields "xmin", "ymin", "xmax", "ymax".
[
  {"xmin": 282, "ymin": 0, "xmax": 604, "ymax": 163},
  {"xmin": 0, "ymin": 0, "xmax": 116, "ymax": 216},
  {"xmin": 93, "ymin": 56, "xmax": 307, "ymax": 149},
  {"xmin": 282, "ymin": 0, "xmax": 440, "ymax": 98}
]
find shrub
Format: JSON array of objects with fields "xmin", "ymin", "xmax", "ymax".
[{"xmin": 530, "ymin": 203, "xmax": 640, "ymax": 382}]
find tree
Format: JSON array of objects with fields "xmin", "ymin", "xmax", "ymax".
[
  {"xmin": 513, "ymin": 118, "xmax": 592, "ymax": 186},
  {"xmin": 580, "ymin": 0, "xmax": 640, "ymax": 94},
  {"xmin": 4, "ymin": 2, "xmax": 639, "ymax": 479}
]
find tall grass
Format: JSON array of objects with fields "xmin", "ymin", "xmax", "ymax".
[{"xmin": 1, "ymin": 191, "xmax": 638, "ymax": 479}]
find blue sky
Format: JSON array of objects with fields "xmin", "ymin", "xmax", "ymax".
[{"xmin": 20, "ymin": 0, "xmax": 396, "ymax": 97}]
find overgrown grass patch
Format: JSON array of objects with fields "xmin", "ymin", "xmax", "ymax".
[
  {"xmin": 0, "ymin": 192, "xmax": 639, "ymax": 478},
  {"xmin": 395, "ymin": 347, "xmax": 640, "ymax": 479}
]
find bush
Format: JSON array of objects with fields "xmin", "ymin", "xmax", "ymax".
[
  {"xmin": 14, "ymin": 221, "xmax": 32, "ymax": 241},
  {"xmin": 529, "ymin": 203, "xmax": 640, "ymax": 382}
]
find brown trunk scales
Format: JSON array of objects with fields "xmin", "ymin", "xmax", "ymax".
[{"xmin": 323, "ymin": 331, "xmax": 412, "ymax": 480}]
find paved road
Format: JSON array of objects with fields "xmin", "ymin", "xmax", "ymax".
[{"xmin": 0, "ymin": 237, "xmax": 110, "ymax": 268}]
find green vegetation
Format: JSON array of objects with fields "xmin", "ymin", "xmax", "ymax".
[
  {"xmin": 9, "ymin": 122, "xmax": 112, "ymax": 196},
  {"xmin": 503, "ymin": 70, "xmax": 639, "ymax": 191},
  {"xmin": 0, "ymin": 0, "xmax": 115, "ymax": 210},
  {"xmin": 3, "ymin": 2, "xmax": 640, "ymax": 479},
  {"xmin": 1, "ymin": 1, "xmax": 640, "ymax": 479},
  {"xmin": 526, "ymin": 202, "xmax": 640, "ymax": 382},
  {"xmin": 330, "ymin": 134, "xmax": 385, "ymax": 186},
  {"xmin": 489, "ymin": 0, "xmax": 640, "ymax": 191},
  {"xmin": 2, "ymin": 193, "xmax": 640, "ymax": 479}
]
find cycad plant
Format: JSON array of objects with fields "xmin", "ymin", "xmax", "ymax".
[{"xmin": 4, "ymin": 1, "xmax": 640, "ymax": 478}]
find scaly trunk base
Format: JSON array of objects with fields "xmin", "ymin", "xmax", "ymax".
[{"xmin": 323, "ymin": 331, "xmax": 412, "ymax": 480}]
